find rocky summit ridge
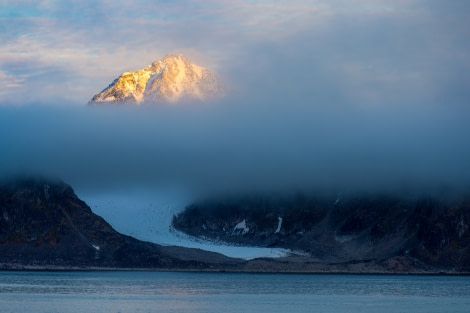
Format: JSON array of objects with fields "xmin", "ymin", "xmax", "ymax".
[{"xmin": 89, "ymin": 54, "xmax": 222, "ymax": 105}]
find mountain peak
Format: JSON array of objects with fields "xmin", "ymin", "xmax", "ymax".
[{"xmin": 89, "ymin": 54, "xmax": 222, "ymax": 105}]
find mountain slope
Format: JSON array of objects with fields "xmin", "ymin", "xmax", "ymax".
[
  {"xmin": 0, "ymin": 178, "xmax": 240, "ymax": 269},
  {"xmin": 3, "ymin": 177, "xmax": 468, "ymax": 273},
  {"xmin": 173, "ymin": 193, "xmax": 470, "ymax": 272},
  {"xmin": 89, "ymin": 54, "xmax": 222, "ymax": 105}
]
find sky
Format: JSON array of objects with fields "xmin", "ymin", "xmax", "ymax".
[{"xmin": 1, "ymin": 0, "xmax": 470, "ymax": 197}]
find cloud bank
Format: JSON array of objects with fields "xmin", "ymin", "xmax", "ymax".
[
  {"xmin": 1, "ymin": 94, "xmax": 469, "ymax": 197},
  {"xmin": 1, "ymin": 1, "xmax": 469, "ymax": 198}
]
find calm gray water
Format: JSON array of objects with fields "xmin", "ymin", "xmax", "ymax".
[{"xmin": 0, "ymin": 271, "xmax": 469, "ymax": 313}]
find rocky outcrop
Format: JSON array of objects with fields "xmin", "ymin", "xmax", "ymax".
[
  {"xmin": 172, "ymin": 193, "xmax": 470, "ymax": 273},
  {"xmin": 2, "ymin": 177, "xmax": 468, "ymax": 273},
  {"xmin": 0, "ymin": 178, "xmax": 240, "ymax": 270},
  {"xmin": 89, "ymin": 54, "xmax": 222, "ymax": 105}
]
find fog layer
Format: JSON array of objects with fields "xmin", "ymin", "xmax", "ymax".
[
  {"xmin": 1, "ymin": 93, "xmax": 469, "ymax": 197},
  {"xmin": 1, "ymin": 5, "xmax": 469, "ymax": 197}
]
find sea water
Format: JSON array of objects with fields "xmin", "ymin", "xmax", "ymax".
[{"xmin": 0, "ymin": 271, "xmax": 469, "ymax": 313}]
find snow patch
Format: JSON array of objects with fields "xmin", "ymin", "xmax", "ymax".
[
  {"xmin": 2, "ymin": 210, "xmax": 9, "ymax": 222},
  {"xmin": 43, "ymin": 184, "xmax": 50, "ymax": 201},
  {"xmin": 334, "ymin": 193, "xmax": 342, "ymax": 206},
  {"xmin": 457, "ymin": 215, "xmax": 468, "ymax": 238},
  {"xmin": 233, "ymin": 219, "xmax": 249, "ymax": 235},
  {"xmin": 145, "ymin": 67, "xmax": 164, "ymax": 90},
  {"xmin": 334, "ymin": 232, "xmax": 354, "ymax": 243},
  {"xmin": 275, "ymin": 216, "xmax": 282, "ymax": 234}
]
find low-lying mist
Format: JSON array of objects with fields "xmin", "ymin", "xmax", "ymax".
[
  {"xmin": 1, "ymin": 92, "xmax": 469, "ymax": 200},
  {"xmin": 2, "ymin": 0, "xmax": 470, "ymax": 202}
]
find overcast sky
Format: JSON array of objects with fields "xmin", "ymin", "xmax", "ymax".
[{"xmin": 1, "ymin": 1, "xmax": 469, "ymax": 196}]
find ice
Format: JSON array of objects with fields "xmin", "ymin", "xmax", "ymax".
[
  {"xmin": 275, "ymin": 216, "xmax": 282, "ymax": 234},
  {"xmin": 233, "ymin": 219, "xmax": 249, "ymax": 235},
  {"xmin": 334, "ymin": 193, "xmax": 342, "ymax": 205},
  {"xmin": 77, "ymin": 188, "xmax": 291, "ymax": 260},
  {"xmin": 43, "ymin": 184, "xmax": 50, "ymax": 201}
]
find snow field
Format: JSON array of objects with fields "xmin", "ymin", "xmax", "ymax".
[{"xmin": 78, "ymin": 189, "xmax": 291, "ymax": 260}]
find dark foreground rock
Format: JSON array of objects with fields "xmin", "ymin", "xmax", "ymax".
[
  {"xmin": 0, "ymin": 178, "xmax": 241, "ymax": 270},
  {"xmin": 173, "ymin": 192, "xmax": 470, "ymax": 273}
]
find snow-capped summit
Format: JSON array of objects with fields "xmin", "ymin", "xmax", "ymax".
[{"xmin": 89, "ymin": 54, "xmax": 222, "ymax": 105}]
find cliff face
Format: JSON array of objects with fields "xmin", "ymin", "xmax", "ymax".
[
  {"xmin": 2, "ymin": 177, "xmax": 469, "ymax": 273},
  {"xmin": 172, "ymin": 193, "xmax": 470, "ymax": 272},
  {"xmin": 0, "ymin": 178, "xmax": 239, "ymax": 269}
]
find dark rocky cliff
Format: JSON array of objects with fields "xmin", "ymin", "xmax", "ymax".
[
  {"xmin": 2, "ymin": 177, "xmax": 469, "ymax": 273},
  {"xmin": 173, "ymin": 193, "xmax": 470, "ymax": 272},
  {"xmin": 0, "ymin": 178, "xmax": 239, "ymax": 270}
]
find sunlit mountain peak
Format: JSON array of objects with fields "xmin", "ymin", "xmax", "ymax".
[{"xmin": 89, "ymin": 54, "xmax": 222, "ymax": 105}]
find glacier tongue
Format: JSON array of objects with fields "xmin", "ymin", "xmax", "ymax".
[{"xmin": 78, "ymin": 188, "xmax": 290, "ymax": 260}]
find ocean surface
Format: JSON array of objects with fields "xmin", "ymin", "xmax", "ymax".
[{"xmin": 0, "ymin": 271, "xmax": 469, "ymax": 313}]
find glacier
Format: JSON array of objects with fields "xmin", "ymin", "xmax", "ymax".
[{"xmin": 78, "ymin": 188, "xmax": 291, "ymax": 260}]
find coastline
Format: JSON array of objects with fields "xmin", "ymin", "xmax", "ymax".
[{"xmin": 1, "ymin": 263, "xmax": 469, "ymax": 275}]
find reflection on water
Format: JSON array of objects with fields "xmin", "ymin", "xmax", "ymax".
[{"xmin": 1, "ymin": 271, "xmax": 469, "ymax": 313}]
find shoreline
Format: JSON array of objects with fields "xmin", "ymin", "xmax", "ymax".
[{"xmin": 1, "ymin": 264, "xmax": 469, "ymax": 276}]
